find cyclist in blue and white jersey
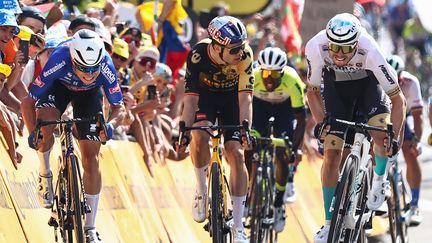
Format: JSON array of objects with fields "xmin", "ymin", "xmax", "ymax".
[
  {"xmin": 21, "ymin": 29, "xmax": 125, "ymax": 243},
  {"xmin": 305, "ymin": 13, "xmax": 406, "ymax": 242},
  {"xmin": 387, "ymin": 55, "xmax": 424, "ymax": 226}
]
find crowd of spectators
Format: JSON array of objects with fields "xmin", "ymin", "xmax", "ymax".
[{"xmin": 0, "ymin": 0, "xmax": 431, "ymax": 173}]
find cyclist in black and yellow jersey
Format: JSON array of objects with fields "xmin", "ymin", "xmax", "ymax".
[
  {"xmin": 247, "ymin": 47, "xmax": 306, "ymax": 233},
  {"xmin": 179, "ymin": 16, "xmax": 253, "ymax": 243}
]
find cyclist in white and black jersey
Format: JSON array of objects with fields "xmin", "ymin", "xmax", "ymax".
[
  {"xmin": 387, "ymin": 55, "xmax": 423, "ymax": 226},
  {"xmin": 305, "ymin": 13, "xmax": 406, "ymax": 243}
]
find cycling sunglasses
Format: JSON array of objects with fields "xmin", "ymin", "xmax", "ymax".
[
  {"xmin": 113, "ymin": 53, "xmax": 128, "ymax": 62},
  {"xmin": 262, "ymin": 69, "xmax": 282, "ymax": 79},
  {"xmin": 225, "ymin": 43, "xmax": 245, "ymax": 55},
  {"xmin": 123, "ymin": 35, "xmax": 141, "ymax": 48},
  {"xmin": 74, "ymin": 62, "xmax": 100, "ymax": 73},
  {"xmin": 138, "ymin": 57, "xmax": 157, "ymax": 69},
  {"xmin": 328, "ymin": 42, "xmax": 357, "ymax": 54}
]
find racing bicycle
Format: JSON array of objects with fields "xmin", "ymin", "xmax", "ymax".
[
  {"xmin": 248, "ymin": 117, "xmax": 294, "ymax": 243},
  {"xmin": 386, "ymin": 155, "xmax": 411, "ymax": 243},
  {"xmin": 178, "ymin": 120, "xmax": 250, "ymax": 243},
  {"xmin": 320, "ymin": 117, "xmax": 394, "ymax": 243},
  {"xmin": 32, "ymin": 113, "xmax": 107, "ymax": 243}
]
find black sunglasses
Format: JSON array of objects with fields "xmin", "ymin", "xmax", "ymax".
[
  {"xmin": 225, "ymin": 43, "xmax": 245, "ymax": 55},
  {"xmin": 113, "ymin": 53, "xmax": 128, "ymax": 62}
]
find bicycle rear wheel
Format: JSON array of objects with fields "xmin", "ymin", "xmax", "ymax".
[
  {"xmin": 387, "ymin": 168, "xmax": 410, "ymax": 243},
  {"xmin": 328, "ymin": 155, "xmax": 358, "ymax": 243},
  {"xmin": 68, "ymin": 155, "xmax": 85, "ymax": 243}
]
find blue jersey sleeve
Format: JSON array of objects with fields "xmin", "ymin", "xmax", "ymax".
[
  {"xmin": 98, "ymin": 55, "xmax": 123, "ymax": 106},
  {"xmin": 28, "ymin": 46, "xmax": 69, "ymax": 100}
]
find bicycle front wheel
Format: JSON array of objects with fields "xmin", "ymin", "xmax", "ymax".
[
  {"xmin": 210, "ymin": 162, "xmax": 227, "ymax": 243},
  {"xmin": 387, "ymin": 168, "xmax": 409, "ymax": 243},
  {"xmin": 328, "ymin": 155, "xmax": 358, "ymax": 243},
  {"xmin": 68, "ymin": 155, "xmax": 85, "ymax": 243},
  {"xmin": 250, "ymin": 167, "xmax": 263, "ymax": 243}
]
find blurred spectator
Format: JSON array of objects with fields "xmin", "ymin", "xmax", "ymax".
[
  {"xmin": 402, "ymin": 14, "xmax": 432, "ymax": 60},
  {"xmin": 0, "ymin": 9, "xmax": 26, "ymax": 116},
  {"xmin": 68, "ymin": 15, "xmax": 96, "ymax": 35},
  {"xmin": 387, "ymin": 0, "xmax": 413, "ymax": 53},
  {"xmin": 17, "ymin": 6, "xmax": 46, "ymax": 35},
  {"xmin": 0, "ymin": 63, "xmax": 22, "ymax": 169},
  {"xmin": 91, "ymin": 17, "xmax": 113, "ymax": 53},
  {"xmin": 111, "ymin": 38, "xmax": 131, "ymax": 85}
]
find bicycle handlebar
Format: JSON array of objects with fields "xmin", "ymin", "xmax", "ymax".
[
  {"xmin": 33, "ymin": 112, "xmax": 108, "ymax": 147},
  {"xmin": 319, "ymin": 116, "xmax": 394, "ymax": 154},
  {"xmin": 178, "ymin": 120, "xmax": 251, "ymax": 147}
]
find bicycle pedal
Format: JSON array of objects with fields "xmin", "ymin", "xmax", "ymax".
[
  {"xmin": 83, "ymin": 204, "xmax": 91, "ymax": 214},
  {"xmin": 203, "ymin": 222, "xmax": 210, "ymax": 232},
  {"xmin": 48, "ymin": 217, "xmax": 59, "ymax": 228}
]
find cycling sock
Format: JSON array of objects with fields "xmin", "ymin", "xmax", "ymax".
[
  {"xmin": 374, "ymin": 155, "xmax": 388, "ymax": 177},
  {"xmin": 410, "ymin": 188, "xmax": 420, "ymax": 207},
  {"xmin": 274, "ymin": 183, "xmax": 285, "ymax": 207},
  {"xmin": 37, "ymin": 149, "xmax": 52, "ymax": 176},
  {"xmin": 231, "ymin": 195, "xmax": 246, "ymax": 230},
  {"xmin": 84, "ymin": 193, "xmax": 100, "ymax": 230},
  {"xmin": 323, "ymin": 186, "xmax": 335, "ymax": 221},
  {"xmin": 194, "ymin": 165, "xmax": 208, "ymax": 194}
]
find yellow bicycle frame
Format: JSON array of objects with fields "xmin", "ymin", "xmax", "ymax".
[{"xmin": 205, "ymin": 135, "xmax": 229, "ymax": 219}]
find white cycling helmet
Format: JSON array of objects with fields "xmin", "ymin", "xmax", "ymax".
[
  {"xmin": 386, "ymin": 55, "xmax": 405, "ymax": 74},
  {"xmin": 258, "ymin": 47, "xmax": 287, "ymax": 70},
  {"xmin": 70, "ymin": 29, "xmax": 105, "ymax": 67},
  {"xmin": 326, "ymin": 13, "xmax": 361, "ymax": 45}
]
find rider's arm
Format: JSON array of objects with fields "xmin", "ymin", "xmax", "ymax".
[
  {"xmin": 238, "ymin": 45, "xmax": 254, "ymax": 126},
  {"xmin": 285, "ymin": 66, "xmax": 307, "ymax": 150},
  {"xmin": 180, "ymin": 94, "xmax": 199, "ymax": 127},
  {"xmin": 389, "ymin": 92, "xmax": 407, "ymax": 140},
  {"xmin": 239, "ymin": 91, "xmax": 252, "ymax": 126},
  {"xmin": 304, "ymin": 37, "xmax": 325, "ymax": 123},
  {"xmin": 107, "ymin": 104, "xmax": 126, "ymax": 128},
  {"xmin": 406, "ymin": 74, "xmax": 424, "ymax": 141},
  {"xmin": 411, "ymin": 108, "xmax": 423, "ymax": 141},
  {"xmin": 21, "ymin": 95, "xmax": 37, "ymax": 133}
]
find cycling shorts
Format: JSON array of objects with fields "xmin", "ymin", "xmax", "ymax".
[
  {"xmin": 194, "ymin": 90, "xmax": 241, "ymax": 143},
  {"xmin": 35, "ymin": 81, "xmax": 103, "ymax": 141},
  {"xmin": 322, "ymin": 71, "xmax": 391, "ymax": 142},
  {"xmin": 252, "ymin": 97, "xmax": 294, "ymax": 139}
]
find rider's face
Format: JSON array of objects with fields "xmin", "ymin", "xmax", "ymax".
[
  {"xmin": 328, "ymin": 42, "xmax": 357, "ymax": 67},
  {"xmin": 223, "ymin": 43, "xmax": 245, "ymax": 65},
  {"xmin": 73, "ymin": 63, "xmax": 101, "ymax": 84}
]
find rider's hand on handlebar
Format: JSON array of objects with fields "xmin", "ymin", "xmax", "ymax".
[
  {"xmin": 313, "ymin": 121, "xmax": 330, "ymax": 142},
  {"xmin": 384, "ymin": 137, "xmax": 400, "ymax": 157},
  {"xmin": 28, "ymin": 130, "xmax": 42, "ymax": 150}
]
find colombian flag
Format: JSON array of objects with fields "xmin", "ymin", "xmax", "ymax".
[{"xmin": 137, "ymin": 1, "xmax": 190, "ymax": 79}]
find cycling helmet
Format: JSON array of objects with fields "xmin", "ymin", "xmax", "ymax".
[
  {"xmin": 207, "ymin": 16, "xmax": 247, "ymax": 46},
  {"xmin": 386, "ymin": 55, "xmax": 405, "ymax": 74},
  {"xmin": 326, "ymin": 13, "xmax": 361, "ymax": 45},
  {"xmin": 69, "ymin": 29, "xmax": 105, "ymax": 67},
  {"xmin": 154, "ymin": 63, "xmax": 173, "ymax": 82},
  {"xmin": 258, "ymin": 47, "xmax": 287, "ymax": 70}
]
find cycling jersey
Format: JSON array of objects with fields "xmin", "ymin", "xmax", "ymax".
[
  {"xmin": 185, "ymin": 38, "xmax": 254, "ymax": 94},
  {"xmin": 28, "ymin": 45, "xmax": 123, "ymax": 106},
  {"xmin": 398, "ymin": 71, "xmax": 423, "ymax": 112},
  {"xmin": 305, "ymin": 29, "xmax": 400, "ymax": 98},
  {"xmin": 253, "ymin": 66, "xmax": 305, "ymax": 107}
]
